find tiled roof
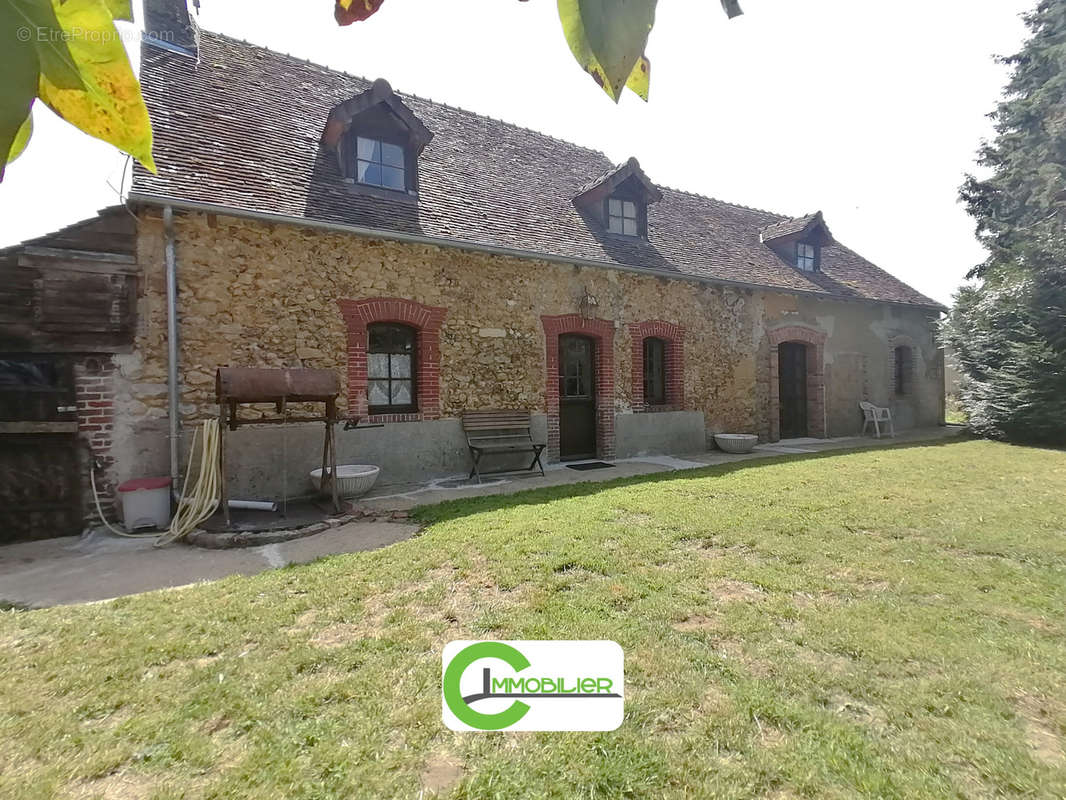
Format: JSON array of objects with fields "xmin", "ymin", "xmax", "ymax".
[
  {"xmin": 761, "ymin": 212, "xmax": 830, "ymax": 243},
  {"xmin": 130, "ymin": 30, "xmax": 943, "ymax": 310}
]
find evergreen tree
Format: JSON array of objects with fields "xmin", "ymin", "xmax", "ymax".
[{"xmin": 944, "ymin": 0, "xmax": 1066, "ymax": 444}]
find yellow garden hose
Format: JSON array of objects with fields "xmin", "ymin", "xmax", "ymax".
[{"xmin": 155, "ymin": 419, "xmax": 221, "ymax": 547}]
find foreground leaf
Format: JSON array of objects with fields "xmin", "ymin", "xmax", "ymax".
[
  {"xmin": 0, "ymin": 1, "xmax": 40, "ymax": 180},
  {"xmin": 37, "ymin": 0, "xmax": 155, "ymax": 172},
  {"xmin": 101, "ymin": 0, "xmax": 133, "ymax": 21},
  {"xmin": 625, "ymin": 54, "xmax": 650, "ymax": 101},
  {"xmin": 6, "ymin": 113, "xmax": 33, "ymax": 166},
  {"xmin": 721, "ymin": 0, "xmax": 743, "ymax": 19},
  {"xmin": 557, "ymin": 0, "xmax": 656, "ymax": 102},
  {"xmin": 335, "ymin": 0, "xmax": 384, "ymax": 26}
]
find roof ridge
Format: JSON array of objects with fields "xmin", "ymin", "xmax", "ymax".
[
  {"xmin": 200, "ymin": 29, "xmax": 610, "ymax": 161},
  {"xmin": 658, "ymin": 183, "xmax": 786, "ymax": 218}
]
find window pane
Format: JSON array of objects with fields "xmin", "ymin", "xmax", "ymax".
[
  {"xmin": 357, "ymin": 137, "xmax": 380, "ymax": 161},
  {"xmin": 623, "ymin": 218, "xmax": 638, "ymax": 237},
  {"xmin": 368, "ymin": 380, "xmax": 390, "ymax": 406},
  {"xmin": 608, "ymin": 215, "xmax": 623, "ymax": 234},
  {"xmin": 391, "ymin": 380, "xmax": 412, "ymax": 406},
  {"xmin": 381, "ymin": 165, "xmax": 405, "ymax": 190},
  {"xmin": 608, "ymin": 198, "xmax": 622, "ymax": 216},
  {"xmin": 623, "ymin": 201, "xmax": 636, "ymax": 218},
  {"xmin": 391, "ymin": 353, "xmax": 412, "ymax": 378},
  {"xmin": 381, "ymin": 142, "xmax": 404, "ymax": 167},
  {"xmin": 358, "ymin": 161, "xmax": 382, "ymax": 186},
  {"xmin": 368, "ymin": 353, "xmax": 390, "ymax": 379}
]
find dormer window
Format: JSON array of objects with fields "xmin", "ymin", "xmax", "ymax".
[
  {"xmin": 608, "ymin": 197, "xmax": 639, "ymax": 236},
  {"xmin": 323, "ymin": 78, "xmax": 433, "ymax": 198},
  {"xmin": 573, "ymin": 157, "xmax": 663, "ymax": 242},
  {"xmin": 796, "ymin": 241, "xmax": 817, "ymax": 271},
  {"xmin": 356, "ymin": 137, "xmax": 406, "ymax": 190},
  {"xmin": 761, "ymin": 211, "xmax": 834, "ymax": 273}
]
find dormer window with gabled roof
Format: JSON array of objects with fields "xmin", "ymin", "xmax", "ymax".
[
  {"xmin": 574, "ymin": 157, "xmax": 663, "ymax": 241},
  {"xmin": 323, "ymin": 78, "xmax": 433, "ymax": 199},
  {"xmin": 760, "ymin": 211, "xmax": 834, "ymax": 273}
]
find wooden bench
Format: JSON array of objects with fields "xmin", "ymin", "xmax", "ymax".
[{"xmin": 462, "ymin": 410, "xmax": 546, "ymax": 483}]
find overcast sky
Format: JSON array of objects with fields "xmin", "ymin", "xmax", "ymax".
[{"xmin": 0, "ymin": 0, "xmax": 1032, "ymax": 305}]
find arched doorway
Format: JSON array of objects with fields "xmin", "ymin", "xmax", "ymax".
[
  {"xmin": 541, "ymin": 314, "xmax": 616, "ymax": 461},
  {"xmin": 778, "ymin": 341, "xmax": 809, "ymax": 438},
  {"xmin": 768, "ymin": 325, "xmax": 827, "ymax": 441}
]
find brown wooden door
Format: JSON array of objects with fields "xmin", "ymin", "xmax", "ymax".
[
  {"xmin": 778, "ymin": 342, "xmax": 808, "ymax": 439},
  {"xmin": 559, "ymin": 335, "xmax": 596, "ymax": 460},
  {"xmin": 0, "ymin": 356, "xmax": 82, "ymax": 543}
]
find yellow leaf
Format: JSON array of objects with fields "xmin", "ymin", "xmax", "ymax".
[
  {"xmin": 7, "ymin": 113, "xmax": 33, "ymax": 165},
  {"xmin": 37, "ymin": 0, "xmax": 155, "ymax": 172},
  {"xmin": 101, "ymin": 0, "xmax": 133, "ymax": 21},
  {"xmin": 625, "ymin": 54, "xmax": 650, "ymax": 102}
]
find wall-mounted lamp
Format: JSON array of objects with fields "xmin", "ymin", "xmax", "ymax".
[{"xmin": 578, "ymin": 287, "xmax": 599, "ymax": 320}]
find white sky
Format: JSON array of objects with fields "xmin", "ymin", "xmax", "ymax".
[{"xmin": 0, "ymin": 0, "xmax": 1032, "ymax": 305}]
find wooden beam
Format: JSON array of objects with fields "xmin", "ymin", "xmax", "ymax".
[{"xmin": 21, "ymin": 246, "xmax": 137, "ymax": 264}]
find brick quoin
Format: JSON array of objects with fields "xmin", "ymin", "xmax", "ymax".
[
  {"xmin": 541, "ymin": 314, "xmax": 615, "ymax": 461},
  {"xmin": 767, "ymin": 325, "xmax": 827, "ymax": 441},
  {"xmin": 74, "ymin": 356, "xmax": 117, "ymax": 521},
  {"xmin": 628, "ymin": 320, "xmax": 685, "ymax": 412},
  {"xmin": 338, "ymin": 297, "xmax": 447, "ymax": 421}
]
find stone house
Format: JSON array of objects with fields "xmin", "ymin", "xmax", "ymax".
[{"xmin": 0, "ymin": 1, "xmax": 946, "ymax": 534}]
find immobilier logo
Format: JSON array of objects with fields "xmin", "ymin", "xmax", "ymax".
[{"xmin": 442, "ymin": 640, "xmax": 624, "ymax": 731}]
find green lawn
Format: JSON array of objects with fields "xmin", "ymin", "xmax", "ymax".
[{"xmin": 2, "ymin": 439, "xmax": 1065, "ymax": 799}]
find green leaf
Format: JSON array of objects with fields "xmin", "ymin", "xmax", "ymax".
[
  {"xmin": 101, "ymin": 0, "xmax": 133, "ymax": 22},
  {"xmin": 37, "ymin": 0, "xmax": 155, "ymax": 172},
  {"xmin": 557, "ymin": 0, "xmax": 656, "ymax": 102},
  {"xmin": 0, "ymin": 1, "xmax": 40, "ymax": 181},
  {"xmin": 7, "ymin": 0, "xmax": 85, "ymax": 90}
]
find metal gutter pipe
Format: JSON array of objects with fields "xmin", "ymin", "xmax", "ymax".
[
  {"xmin": 128, "ymin": 193, "xmax": 946, "ymax": 315},
  {"xmin": 163, "ymin": 205, "xmax": 180, "ymax": 488}
]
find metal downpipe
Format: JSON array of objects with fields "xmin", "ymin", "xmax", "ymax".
[{"xmin": 163, "ymin": 205, "xmax": 180, "ymax": 488}]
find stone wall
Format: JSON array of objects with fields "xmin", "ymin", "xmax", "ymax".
[{"xmin": 109, "ymin": 210, "xmax": 943, "ymax": 490}]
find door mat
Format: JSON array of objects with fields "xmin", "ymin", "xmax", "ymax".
[{"xmin": 566, "ymin": 461, "xmax": 615, "ymax": 471}]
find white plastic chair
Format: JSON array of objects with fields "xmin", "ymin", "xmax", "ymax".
[{"xmin": 860, "ymin": 401, "xmax": 894, "ymax": 438}]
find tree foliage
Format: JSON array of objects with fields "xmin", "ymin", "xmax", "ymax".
[{"xmin": 944, "ymin": 0, "xmax": 1066, "ymax": 444}]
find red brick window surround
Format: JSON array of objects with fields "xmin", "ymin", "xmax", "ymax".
[
  {"xmin": 768, "ymin": 324, "xmax": 827, "ymax": 441},
  {"xmin": 628, "ymin": 320, "xmax": 685, "ymax": 412},
  {"xmin": 541, "ymin": 314, "xmax": 615, "ymax": 461},
  {"xmin": 338, "ymin": 297, "xmax": 446, "ymax": 422}
]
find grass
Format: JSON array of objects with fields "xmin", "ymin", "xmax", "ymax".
[
  {"xmin": 945, "ymin": 395, "xmax": 969, "ymax": 425},
  {"xmin": 2, "ymin": 439, "xmax": 1065, "ymax": 799}
]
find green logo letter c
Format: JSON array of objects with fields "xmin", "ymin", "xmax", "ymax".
[{"xmin": 443, "ymin": 642, "xmax": 531, "ymax": 730}]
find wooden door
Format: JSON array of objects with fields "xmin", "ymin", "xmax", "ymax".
[
  {"xmin": 0, "ymin": 356, "xmax": 82, "ymax": 542},
  {"xmin": 559, "ymin": 335, "xmax": 596, "ymax": 460},
  {"xmin": 778, "ymin": 342, "xmax": 808, "ymax": 439}
]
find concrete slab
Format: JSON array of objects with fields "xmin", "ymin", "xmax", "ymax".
[
  {"xmin": 356, "ymin": 426, "xmax": 965, "ymax": 512},
  {"xmin": 0, "ymin": 521, "xmax": 419, "ymax": 608}
]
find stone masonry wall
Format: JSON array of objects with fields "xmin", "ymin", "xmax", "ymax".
[
  {"xmin": 112, "ymin": 210, "xmax": 942, "ymax": 478},
  {"xmin": 124, "ymin": 212, "xmax": 762, "ymax": 434}
]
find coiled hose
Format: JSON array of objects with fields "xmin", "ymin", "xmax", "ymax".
[
  {"xmin": 89, "ymin": 419, "xmax": 221, "ymax": 545},
  {"xmin": 156, "ymin": 419, "xmax": 221, "ymax": 547}
]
